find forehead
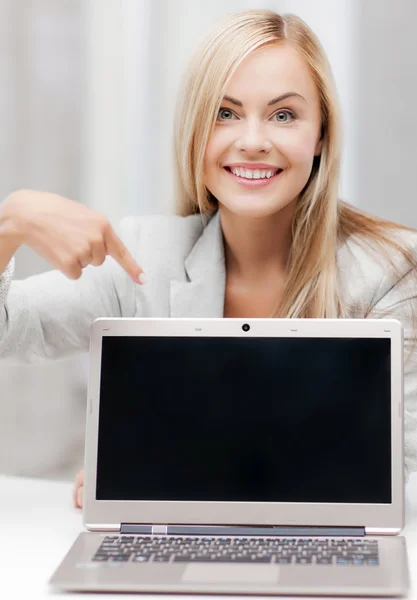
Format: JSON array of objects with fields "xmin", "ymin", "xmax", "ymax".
[{"xmin": 225, "ymin": 43, "xmax": 318, "ymax": 105}]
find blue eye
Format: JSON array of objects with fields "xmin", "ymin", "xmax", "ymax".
[
  {"xmin": 217, "ymin": 108, "xmax": 236, "ymax": 120},
  {"xmin": 273, "ymin": 110, "xmax": 295, "ymax": 123}
]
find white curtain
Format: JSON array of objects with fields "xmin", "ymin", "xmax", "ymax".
[{"xmin": 0, "ymin": 0, "xmax": 88, "ymax": 479}]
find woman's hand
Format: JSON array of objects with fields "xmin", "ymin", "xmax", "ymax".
[
  {"xmin": 73, "ymin": 469, "xmax": 84, "ymax": 509},
  {"xmin": 0, "ymin": 190, "xmax": 146, "ymax": 283}
]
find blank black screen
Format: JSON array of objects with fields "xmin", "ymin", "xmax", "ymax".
[{"xmin": 96, "ymin": 336, "xmax": 392, "ymax": 504}]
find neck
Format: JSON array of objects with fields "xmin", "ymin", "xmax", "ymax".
[{"xmin": 219, "ymin": 202, "xmax": 295, "ymax": 282}]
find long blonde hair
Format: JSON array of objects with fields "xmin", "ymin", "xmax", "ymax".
[{"xmin": 173, "ymin": 9, "xmax": 417, "ymax": 322}]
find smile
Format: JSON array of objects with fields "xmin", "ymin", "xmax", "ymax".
[{"xmin": 224, "ymin": 166, "xmax": 283, "ymax": 188}]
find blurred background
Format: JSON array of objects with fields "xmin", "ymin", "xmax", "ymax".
[{"xmin": 0, "ymin": 0, "xmax": 416, "ymax": 480}]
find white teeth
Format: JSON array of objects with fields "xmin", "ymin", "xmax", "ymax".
[{"xmin": 230, "ymin": 167, "xmax": 279, "ymax": 179}]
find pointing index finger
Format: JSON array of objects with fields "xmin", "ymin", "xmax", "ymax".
[{"xmin": 105, "ymin": 226, "xmax": 147, "ymax": 284}]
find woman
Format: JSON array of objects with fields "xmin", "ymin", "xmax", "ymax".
[{"xmin": 0, "ymin": 10, "xmax": 416, "ymax": 509}]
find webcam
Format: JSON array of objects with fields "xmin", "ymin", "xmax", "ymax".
[{"xmin": 242, "ymin": 323, "xmax": 250, "ymax": 332}]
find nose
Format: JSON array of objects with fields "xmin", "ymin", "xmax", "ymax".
[{"xmin": 234, "ymin": 119, "xmax": 272, "ymax": 154}]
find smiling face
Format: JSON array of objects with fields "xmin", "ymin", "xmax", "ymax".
[{"xmin": 203, "ymin": 43, "xmax": 323, "ymax": 219}]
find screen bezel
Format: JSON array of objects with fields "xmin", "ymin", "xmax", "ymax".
[{"xmin": 83, "ymin": 317, "xmax": 404, "ymax": 532}]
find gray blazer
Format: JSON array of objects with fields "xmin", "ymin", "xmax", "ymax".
[{"xmin": 1, "ymin": 210, "xmax": 417, "ymax": 477}]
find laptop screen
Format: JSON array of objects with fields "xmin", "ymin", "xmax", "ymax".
[{"xmin": 96, "ymin": 336, "xmax": 392, "ymax": 504}]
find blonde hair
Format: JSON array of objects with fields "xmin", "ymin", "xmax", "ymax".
[{"xmin": 173, "ymin": 9, "xmax": 417, "ymax": 326}]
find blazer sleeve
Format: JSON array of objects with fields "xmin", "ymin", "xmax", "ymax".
[
  {"xmin": 368, "ymin": 263, "xmax": 417, "ymax": 482},
  {"xmin": 0, "ymin": 217, "xmax": 139, "ymax": 364}
]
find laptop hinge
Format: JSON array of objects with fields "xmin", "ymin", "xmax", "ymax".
[
  {"xmin": 121, "ymin": 524, "xmax": 366, "ymax": 537},
  {"xmin": 120, "ymin": 524, "xmax": 153, "ymax": 534}
]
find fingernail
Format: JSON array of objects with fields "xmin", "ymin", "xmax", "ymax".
[
  {"xmin": 138, "ymin": 272, "xmax": 148, "ymax": 284},
  {"xmin": 77, "ymin": 487, "xmax": 83, "ymax": 509}
]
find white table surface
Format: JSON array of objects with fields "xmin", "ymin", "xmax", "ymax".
[{"xmin": 1, "ymin": 473, "xmax": 417, "ymax": 600}]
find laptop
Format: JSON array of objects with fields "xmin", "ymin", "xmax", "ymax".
[{"xmin": 49, "ymin": 317, "xmax": 410, "ymax": 596}]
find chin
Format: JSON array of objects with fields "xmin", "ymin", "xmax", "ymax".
[{"xmin": 219, "ymin": 196, "xmax": 292, "ymax": 220}]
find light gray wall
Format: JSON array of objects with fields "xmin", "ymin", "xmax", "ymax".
[{"xmin": 355, "ymin": 0, "xmax": 417, "ymax": 227}]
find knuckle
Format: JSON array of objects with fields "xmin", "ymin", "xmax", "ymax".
[
  {"xmin": 63, "ymin": 259, "xmax": 82, "ymax": 279},
  {"xmin": 69, "ymin": 271, "xmax": 82, "ymax": 280},
  {"xmin": 91, "ymin": 255, "xmax": 105, "ymax": 267},
  {"xmin": 117, "ymin": 245, "xmax": 128, "ymax": 259},
  {"xmin": 78, "ymin": 244, "xmax": 92, "ymax": 258}
]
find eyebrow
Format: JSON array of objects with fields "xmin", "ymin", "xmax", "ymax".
[{"xmin": 222, "ymin": 92, "xmax": 307, "ymax": 107}]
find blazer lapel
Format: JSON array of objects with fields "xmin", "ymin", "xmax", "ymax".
[{"xmin": 170, "ymin": 211, "xmax": 226, "ymax": 318}]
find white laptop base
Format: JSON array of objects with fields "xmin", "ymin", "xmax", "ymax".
[{"xmin": 50, "ymin": 531, "xmax": 408, "ymax": 596}]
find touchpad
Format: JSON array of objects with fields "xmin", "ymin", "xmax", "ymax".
[{"xmin": 182, "ymin": 563, "xmax": 280, "ymax": 584}]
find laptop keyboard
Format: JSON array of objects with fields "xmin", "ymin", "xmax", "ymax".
[{"xmin": 93, "ymin": 536, "xmax": 379, "ymax": 565}]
